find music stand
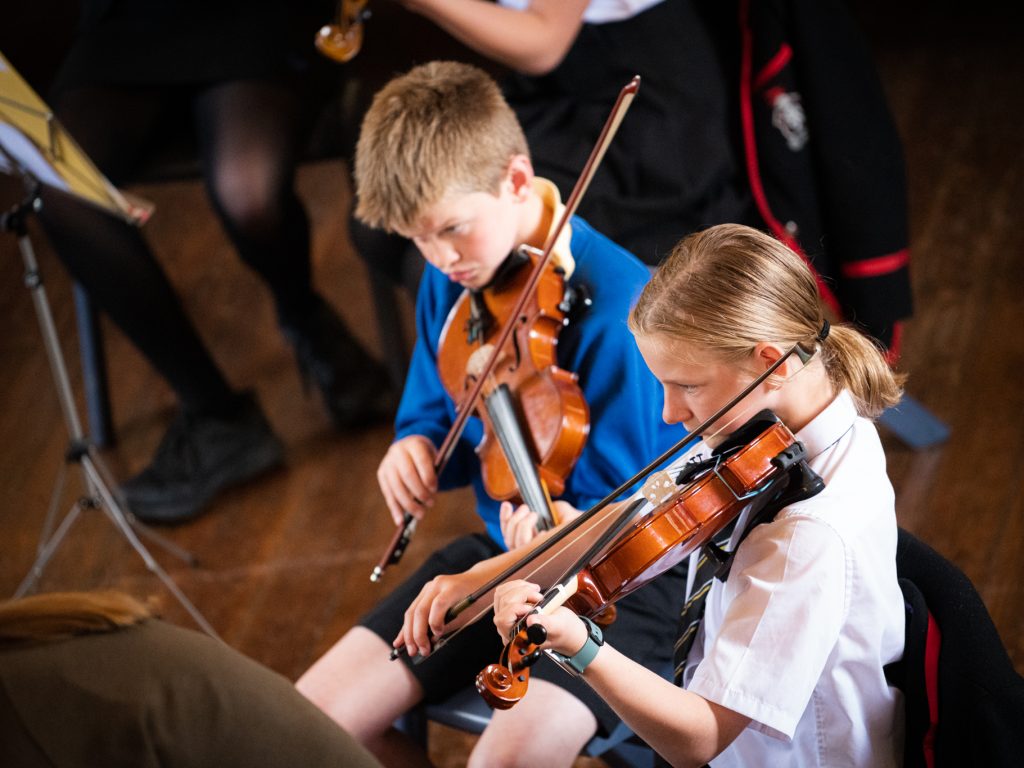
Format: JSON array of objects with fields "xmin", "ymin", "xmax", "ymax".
[{"xmin": 0, "ymin": 52, "xmax": 217, "ymax": 637}]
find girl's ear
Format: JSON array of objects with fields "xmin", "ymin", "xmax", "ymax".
[{"xmin": 753, "ymin": 342, "xmax": 792, "ymax": 377}]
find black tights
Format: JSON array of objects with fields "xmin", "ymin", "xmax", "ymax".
[{"xmin": 38, "ymin": 78, "xmax": 318, "ymax": 412}]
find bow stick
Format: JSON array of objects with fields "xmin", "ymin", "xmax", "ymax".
[{"xmin": 372, "ymin": 75, "xmax": 641, "ymax": 582}]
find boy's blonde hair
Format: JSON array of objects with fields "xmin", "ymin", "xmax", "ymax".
[
  {"xmin": 629, "ymin": 224, "xmax": 904, "ymax": 419},
  {"xmin": 354, "ymin": 60, "xmax": 529, "ymax": 233}
]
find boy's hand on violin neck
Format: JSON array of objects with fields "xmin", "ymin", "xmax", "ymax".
[
  {"xmin": 377, "ymin": 435, "xmax": 438, "ymax": 525},
  {"xmin": 501, "ymin": 500, "xmax": 584, "ymax": 550},
  {"xmin": 493, "ymin": 580, "xmax": 589, "ymax": 657},
  {"xmin": 500, "ymin": 501, "xmax": 540, "ymax": 549}
]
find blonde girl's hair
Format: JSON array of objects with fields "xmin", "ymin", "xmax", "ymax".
[
  {"xmin": 354, "ymin": 60, "xmax": 529, "ymax": 233},
  {"xmin": 0, "ymin": 591, "xmax": 153, "ymax": 647},
  {"xmin": 629, "ymin": 224, "xmax": 904, "ymax": 418}
]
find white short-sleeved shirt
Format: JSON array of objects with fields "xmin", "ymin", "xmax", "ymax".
[
  {"xmin": 674, "ymin": 392, "xmax": 905, "ymax": 767},
  {"xmin": 498, "ymin": 0, "xmax": 665, "ymax": 25}
]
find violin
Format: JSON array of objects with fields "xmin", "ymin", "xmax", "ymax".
[
  {"xmin": 315, "ymin": 0, "xmax": 370, "ymax": 63},
  {"xmin": 476, "ymin": 413, "xmax": 821, "ymax": 708},
  {"xmin": 435, "ymin": 244, "xmax": 590, "ymax": 529},
  {"xmin": 389, "ymin": 340, "xmax": 820, "ymax": 661},
  {"xmin": 370, "ymin": 76, "xmax": 642, "ymax": 582}
]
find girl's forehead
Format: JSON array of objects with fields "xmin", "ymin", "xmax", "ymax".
[{"xmin": 637, "ymin": 333, "xmax": 715, "ymax": 366}]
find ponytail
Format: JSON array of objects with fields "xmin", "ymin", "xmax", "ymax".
[{"xmin": 818, "ymin": 324, "xmax": 903, "ymax": 418}]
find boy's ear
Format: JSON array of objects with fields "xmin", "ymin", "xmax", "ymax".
[{"xmin": 506, "ymin": 154, "xmax": 534, "ymax": 200}]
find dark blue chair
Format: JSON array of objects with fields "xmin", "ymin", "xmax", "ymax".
[
  {"xmin": 886, "ymin": 528, "xmax": 1024, "ymax": 767},
  {"xmin": 395, "ymin": 669, "xmax": 664, "ymax": 768}
]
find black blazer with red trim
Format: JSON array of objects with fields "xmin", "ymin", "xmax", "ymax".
[{"xmin": 739, "ymin": 0, "xmax": 913, "ymax": 353}]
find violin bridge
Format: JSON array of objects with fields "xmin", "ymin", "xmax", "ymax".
[
  {"xmin": 466, "ymin": 343, "xmax": 496, "ymax": 380},
  {"xmin": 642, "ymin": 471, "xmax": 678, "ymax": 505}
]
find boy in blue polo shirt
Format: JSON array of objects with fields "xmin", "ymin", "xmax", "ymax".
[{"xmin": 298, "ymin": 61, "xmax": 684, "ymax": 767}]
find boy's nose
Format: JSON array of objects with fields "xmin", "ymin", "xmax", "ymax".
[{"xmin": 420, "ymin": 240, "xmax": 458, "ymax": 270}]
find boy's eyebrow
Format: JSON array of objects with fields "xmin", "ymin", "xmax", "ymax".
[{"xmin": 427, "ymin": 214, "xmax": 471, "ymax": 237}]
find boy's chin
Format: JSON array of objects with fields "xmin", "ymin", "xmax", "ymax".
[{"xmin": 459, "ymin": 270, "xmax": 498, "ymax": 291}]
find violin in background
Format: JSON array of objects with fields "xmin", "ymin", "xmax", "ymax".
[{"xmin": 315, "ymin": 0, "xmax": 370, "ymax": 63}]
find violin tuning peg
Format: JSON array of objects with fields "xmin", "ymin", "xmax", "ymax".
[{"xmin": 526, "ymin": 623, "xmax": 548, "ymax": 646}]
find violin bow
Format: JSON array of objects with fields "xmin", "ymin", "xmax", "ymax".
[
  {"xmin": 371, "ymin": 76, "xmax": 641, "ymax": 582},
  {"xmin": 390, "ymin": 342, "xmax": 813, "ymax": 658}
]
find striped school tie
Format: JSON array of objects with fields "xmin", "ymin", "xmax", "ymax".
[{"xmin": 673, "ymin": 521, "xmax": 737, "ymax": 683}]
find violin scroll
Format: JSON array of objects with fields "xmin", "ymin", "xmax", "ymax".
[
  {"xmin": 315, "ymin": 0, "xmax": 370, "ymax": 63},
  {"xmin": 476, "ymin": 623, "xmax": 547, "ymax": 710}
]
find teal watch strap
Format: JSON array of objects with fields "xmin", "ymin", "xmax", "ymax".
[{"xmin": 554, "ymin": 615, "xmax": 604, "ymax": 676}]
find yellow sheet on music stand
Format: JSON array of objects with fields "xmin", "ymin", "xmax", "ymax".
[{"xmin": 0, "ymin": 50, "xmax": 151, "ymax": 223}]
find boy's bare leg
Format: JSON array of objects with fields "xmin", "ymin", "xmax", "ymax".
[
  {"xmin": 298, "ymin": 627, "xmax": 597, "ymax": 768},
  {"xmin": 469, "ymin": 678, "xmax": 597, "ymax": 768},
  {"xmin": 296, "ymin": 627, "xmax": 432, "ymax": 767}
]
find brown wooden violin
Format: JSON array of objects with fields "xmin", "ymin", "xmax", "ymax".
[
  {"xmin": 476, "ymin": 412, "xmax": 822, "ymax": 709},
  {"xmin": 315, "ymin": 0, "xmax": 370, "ymax": 63},
  {"xmin": 389, "ymin": 340, "xmax": 819, "ymax": 662},
  {"xmin": 435, "ymin": 242, "xmax": 590, "ymax": 528},
  {"xmin": 370, "ymin": 76, "xmax": 641, "ymax": 582}
]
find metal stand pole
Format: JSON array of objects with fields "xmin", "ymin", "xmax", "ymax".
[{"xmin": 4, "ymin": 188, "xmax": 218, "ymax": 639}]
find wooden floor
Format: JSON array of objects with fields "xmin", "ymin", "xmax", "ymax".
[{"xmin": 1, "ymin": 3, "xmax": 1021, "ymax": 766}]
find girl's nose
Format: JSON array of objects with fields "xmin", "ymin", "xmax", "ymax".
[{"xmin": 662, "ymin": 389, "xmax": 692, "ymax": 426}]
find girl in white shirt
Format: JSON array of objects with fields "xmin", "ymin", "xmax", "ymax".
[{"xmin": 494, "ymin": 223, "xmax": 907, "ymax": 767}]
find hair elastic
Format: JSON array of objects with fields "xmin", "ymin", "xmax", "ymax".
[{"xmin": 817, "ymin": 319, "xmax": 831, "ymax": 342}]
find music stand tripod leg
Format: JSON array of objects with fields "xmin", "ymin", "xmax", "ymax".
[
  {"xmin": 15, "ymin": 500, "xmax": 86, "ymax": 599},
  {"xmin": 3, "ymin": 187, "xmax": 218, "ymax": 639},
  {"xmin": 81, "ymin": 453, "xmax": 218, "ymax": 638}
]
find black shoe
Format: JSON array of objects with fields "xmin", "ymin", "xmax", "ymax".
[
  {"xmin": 280, "ymin": 296, "xmax": 395, "ymax": 430},
  {"xmin": 120, "ymin": 392, "xmax": 284, "ymax": 525}
]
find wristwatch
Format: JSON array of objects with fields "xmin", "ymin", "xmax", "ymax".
[{"xmin": 552, "ymin": 615, "xmax": 604, "ymax": 676}]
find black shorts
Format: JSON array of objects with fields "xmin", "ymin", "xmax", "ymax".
[{"xmin": 360, "ymin": 533, "xmax": 686, "ymax": 736}]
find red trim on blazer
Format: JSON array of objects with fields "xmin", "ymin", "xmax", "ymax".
[
  {"xmin": 753, "ymin": 43, "xmax": 792, "ymax": 92},
  {"xmin": 738, "ymin": 0, "xmax": 843, "ymax": 318},
  {"xmin": 922, "ymin": 614, "xmax": 941, "ymax": 768},
  {"xmin": 841, "ymin": 248, "xmax": 911, "ymax": 279}
]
